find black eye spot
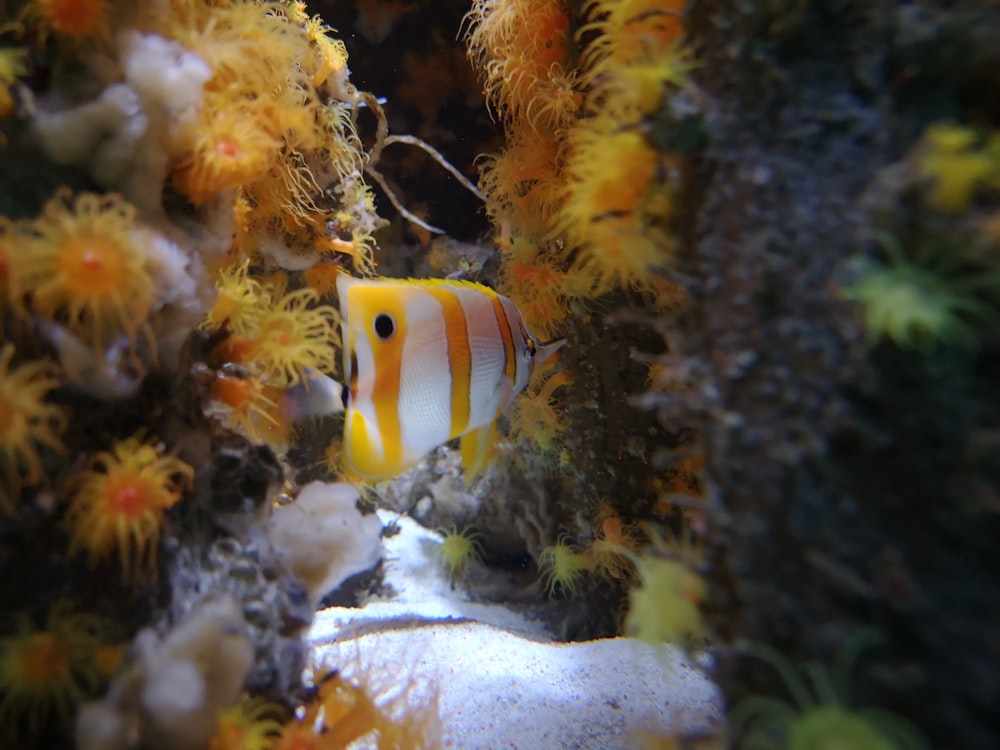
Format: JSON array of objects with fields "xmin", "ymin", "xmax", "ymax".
[{"xmin": 374, "ymin": 314, "xmax": 395, "ymax": 339}]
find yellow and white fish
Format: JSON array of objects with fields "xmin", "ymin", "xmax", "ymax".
[{"xmin": 336, "ymin": 275, "xmax": 565, "ymax": 480}]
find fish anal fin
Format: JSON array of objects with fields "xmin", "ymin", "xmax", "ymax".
[{"xmin": 460, "ymin": 419, "xmax": 499, "ymax": 485}]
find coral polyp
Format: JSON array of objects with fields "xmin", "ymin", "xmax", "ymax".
[
  {"xmin": 0, "ymin": 344, "xmax": 66, "ymax": 498},
  {"xmin": 0, "ymin": 601, "xmax": 102, "ymax": 732},
  {"xmin": 538, "ymin": 536, "xmax": 592, "ymax": 598},
  {"xmin": 10, "ymin": 191, "xmax": 154, "ymax": 350},
  {"xmin": 247, "ymin": 288, "xmax": 340, "ymax": 387},
  {"xmin": 844, "ymin": 234, "xmax": 1000, "ymax": 351},
  {"xmin": 64, "ymin": 433, "xmax": 194, "ymax": 583},
  {"xmin": 172, "ymin": 108, "xmax": 281, "ymax": 204},
  {"xmin": 730, "ymin": 638, "xmax": 927, "ymax": 750},
  {"xmin": 29, "ymin": 0, "xmax": 108, "ymax": 40},
  {"xmin": 436, "ymin": 526, "xmax": 484, "ymax": 581}
]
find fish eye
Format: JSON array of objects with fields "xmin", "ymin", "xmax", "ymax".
[{"xmin": 374, "ymin": 313, "xmax": 395, "ymax": 339}]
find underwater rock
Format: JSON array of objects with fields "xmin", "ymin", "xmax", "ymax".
[
  {"xmin": 268, "ymin": 481, "xmax": 384, "ymax": 607},
  {"xmin": 76, "ymin": 595, "xmax": 253, "ymax": 750}
]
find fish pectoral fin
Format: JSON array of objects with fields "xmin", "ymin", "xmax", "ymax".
[{"xmin": 460, "ymin": 420, "xmax": 499, "ymax": 485}]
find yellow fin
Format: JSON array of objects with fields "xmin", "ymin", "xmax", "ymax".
[{"xmin": 460, "ymin": 420, "xmax": 498, "ymax": 485}]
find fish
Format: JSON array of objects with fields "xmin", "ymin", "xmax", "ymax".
[{"xmin": 336, "ymin": 274, "xmax": 565, "ymax": 480}]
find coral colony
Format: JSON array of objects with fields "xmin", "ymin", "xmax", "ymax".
[{"xmin": 2, "ymin": 0, "xmax": 996, "ymax": 749}]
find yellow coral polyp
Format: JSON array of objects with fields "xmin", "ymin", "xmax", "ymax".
[
  {"xmin": 0, "ymin": 344, "xmax": 67, "ymax": 496},
  {"xmin": 209, "ymin": 372, "xmax": 292, "ymax": 447},
  {"xmin": 303, "ymin": 15, "xmax": 349, "ymax": 89},
  {"xmin": 209, "ymin": 697, "xmax": 285, "ymax": 750},
  {"xmin": 173, "ymin": 109, "xmax": 280, "ymax": 204},
  {"xmin": 201, "ymin": 259, "xmax": 265, "ymax": 334},
  {"xmin": 65, "ymin": 433, "xmax": 194, "ymax": 583},
  {"xmin": 538, "ymin": 536, "xmax": 592, "ymax": 597},
  {"xmin": 916, "ymin": 123, "xmax": 997, "ymax": 214},
  {"xmin": 11, "ymin": 190, "xmax": 154, "ymax": 350},
  {"xmin": 624, "ymin": 556, "xmax": 704, "ymax": 644},
  {"xmin": 555, "ymin": 129, "xmax": 677, "ymax": 292},
  {"xmin": 0, "ymin": 601, "xmax": 101, "ymax": 732},
  {"xmin": 578, "ymin": 0, "xmax": 686, "ymax": 78},
  {"xmin": 0, "ymin": 47, "xmax": 27, "ymax": 119},
  {"xmin": 465, "ymin": 0, "xmax": 574, "ymax": 125},
  {"xmin": 436, "ymin": 526, "xmax": 484, "ymax": 580},
  {"xmin": 248, "ymin": 288, "xmax": 340, "ymax": 387}
]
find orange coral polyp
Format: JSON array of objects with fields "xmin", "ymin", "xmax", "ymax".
[
  {"xmin": 0, "ymin": 344, "xmax": 66, "ymax": 494},
  {"xmin": 32, "ymin": 0, "xmax": 107, "ymax": 38},
  {"xmin": 65, "ymin": 434, "xmax": 193, "ymax": 583},
  {"xmin": 12, "ymin": 191, "xmax": 153, "ymax": 350},
  {"xmin": 173, "ymin": 111, "xmax": 279, "ymax": 204},
  {"xmin": 0, "ymin": 601, "xmax": 101, "ymax": 731},
  {"xmin": 58, "ymin": 234, "xmax": 126, "ymax": 295}
]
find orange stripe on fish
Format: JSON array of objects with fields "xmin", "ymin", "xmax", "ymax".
[
  {"xmin": 486, "ymin": 289, "xmax": 517, "ymax": 386},
  {"xmin": 336, "ymin": 275, "xmax": 566, "ymax": 481}
]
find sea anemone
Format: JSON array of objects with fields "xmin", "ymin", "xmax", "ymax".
[
  {"xmin": 9, "ymin": 190, "xmax": 154, "ymax": 350},
  {"xmin": 64, "ymin": 432, "xmax": 194, "ymax": 583}
]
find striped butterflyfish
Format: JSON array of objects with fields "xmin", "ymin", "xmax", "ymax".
[{"xmin": 337, "ymin": 274, "xmax": 565, "ymax": 481}]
